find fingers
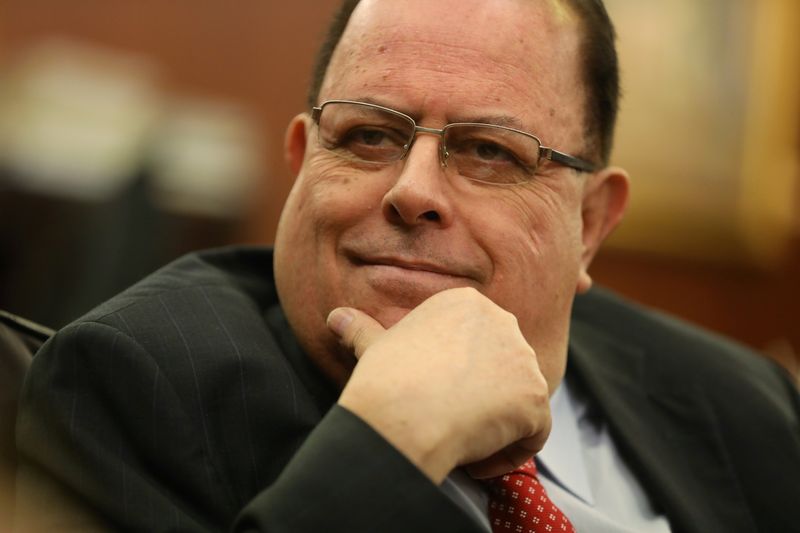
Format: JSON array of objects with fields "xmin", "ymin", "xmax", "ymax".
[
  {"xmin": 464, "ymin": 453, "xmax": 517, "ymax": 480},
  {"xmin": 327, "ymin": 307, "xmax": 387, "ymax": 359},
  {"xmin": 464, "ymin": 436, "xmax": 545, "ymax": 479}
]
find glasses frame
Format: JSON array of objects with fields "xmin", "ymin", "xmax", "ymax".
[{"xmin": 310, "ymin": 99, "xmax": 597, "ymax": 178}]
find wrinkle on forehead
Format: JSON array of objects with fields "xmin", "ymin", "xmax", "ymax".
[{"xmin": 330, "ymin": 37, "xmax": 534, "ymax": 101}]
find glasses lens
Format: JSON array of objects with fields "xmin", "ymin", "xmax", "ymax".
[
  {"xmin": 317, "ymin": 102, "xmax": 414, "ymax": 163},
  {"xmin": 444, "ymin": 124, "xmax": 541, "ymax": 184}
]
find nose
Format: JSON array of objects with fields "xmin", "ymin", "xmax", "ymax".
[{"xmin": 381, "ymin": 134, "xmax": 455, "ymax": 227}]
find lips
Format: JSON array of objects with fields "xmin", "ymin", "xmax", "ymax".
[
  {"xmin": 345, "ymin": 249, "xmax": 484, "ymax": 283},
  {"xmin": 339, "ymin": 243, "xmax": 487, "ymax": 314},
  {"xmin": 356, "ymin": 255, "xmax": 461, "ymax": 276}
]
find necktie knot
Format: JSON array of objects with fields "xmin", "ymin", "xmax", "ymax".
[{"xmin": 485, "ymin": 458, "xmax": 575, "ymax": 533}]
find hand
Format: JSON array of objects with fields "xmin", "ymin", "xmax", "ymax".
[{"xmin": 328, "ymin": 287, "xmax": 551, "ymax": 483}]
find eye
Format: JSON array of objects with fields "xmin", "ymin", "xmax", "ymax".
[
  {"xmin": 344, "ymin": 127, "xmax": 392, "ymax": 147},
  {"xmin": 334, "ymin": 125, "xmax": 407, "ymax": 161},
  {"xmin": 454, "ymin": 138, "xmax": 527, "ymax": 169},
  {"xmin": 444, "ymin": 127, "xmax": 537, "ymax": 184},
  {"xmin": 472, "ymin": 141, "xmax": 516, "ymax": 162}
]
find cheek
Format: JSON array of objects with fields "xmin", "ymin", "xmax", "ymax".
[
  {"xmin": 276, "ymin": 155, "xmax": 395, "ymax": 309},
  {"xmin": 472, "ymin": 183, "xmax": 585, "ymax": 311},
  {"xmin": 274, "ymin": 158, "xmax": 391, "ymax": 370},
  {"xmin": 493, "ymin": 183, "xmax": 583, "ymax": 264},
  {"xmin": 283, "ymin": 157, "xmax": 386, "ymax": 240}
]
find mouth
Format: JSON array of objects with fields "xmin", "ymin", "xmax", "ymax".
[
  {"xmin": 339, "ymin": 246, "xmax": 486, "ymax": 317},
  {"xmin": 357, "ymin": 256, "xmax": 457, "ymax": 276},
  {"xmin": 343, "ymin": 247, "xmax": 486, "ymax": 302},
  {"xmin": 348, "ymin": 252, "xmax": 481, "ymax": 282}
]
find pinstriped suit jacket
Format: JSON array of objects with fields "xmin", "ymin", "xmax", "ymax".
[
  {"xmin": 15, "ymin": 246, "xmax": 480, "ymax": 532},
  {"xmin": 15, "ymin": 246, "xmax": 800, "ymax": 532}
]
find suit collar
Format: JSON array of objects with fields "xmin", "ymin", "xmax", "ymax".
[
  {"xmin": 567, "ymin": 319, "xmax": 757, "ymax": 533},
  {"xmin": 264, "ymin": 303, "xmax": 339, "ymax": 415}
]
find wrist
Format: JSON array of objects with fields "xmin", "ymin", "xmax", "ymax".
[{"xmin": 337, "ymin": 398, "xmax": 457, "ymax": 484}]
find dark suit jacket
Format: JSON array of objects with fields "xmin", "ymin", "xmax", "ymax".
[
  {"xmin": 15, "ymin": 247, "xmax": 800, "ymax": 532},
  {"xmin": 1, "ymin": 310, "xmax": 53, "ymax": 528}
]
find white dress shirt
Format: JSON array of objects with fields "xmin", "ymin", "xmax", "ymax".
[{"xmin": 441, "ymin": 377, "xmax": 672, "ymax": 532}]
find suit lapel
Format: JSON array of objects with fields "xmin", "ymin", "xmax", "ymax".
[{"xmin": 567, "ymin": 320, "xmax": 757, "ymax": 533}]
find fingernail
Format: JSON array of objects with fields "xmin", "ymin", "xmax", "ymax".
[{"xmin": 326, "ymin": 308, "xmax": 354, "ymax": 336}]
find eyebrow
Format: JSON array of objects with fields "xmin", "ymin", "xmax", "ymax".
[
  {"xmin": 345, "ymin": 96, "xmax": 534, "ymax": 132},
  {"xmin": 463, "ymin": 114, "xmax": 529, "ymax": 131}
]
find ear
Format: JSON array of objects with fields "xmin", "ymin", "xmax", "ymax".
[
  {"xmin": 575, "ymin": 166, "xmax": 630, "ymax": 294},
  {"xmin": 284, "ymin": 113, "xmax": 310, "ymax": 176}
]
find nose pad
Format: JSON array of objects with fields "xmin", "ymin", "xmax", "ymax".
[
  {"xmin": 406, "ymin": 127, "xmax": 449, "ymax": 169},
  {"xmin": 439, "ymin": 142, "xmax": 449, "ymax": 169},
  {"xmin": 403, "ymin": 133, "xmax": 447, "ymax": 176}
]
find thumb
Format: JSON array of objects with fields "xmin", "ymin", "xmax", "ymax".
[{"xmin": 327, "ymin": 307, "xmax": 386, "ymax": 359}]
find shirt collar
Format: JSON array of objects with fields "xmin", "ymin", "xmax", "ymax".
[{"xmin": 536, "ymin": 379, "xmax": 595, "ymax": 505}]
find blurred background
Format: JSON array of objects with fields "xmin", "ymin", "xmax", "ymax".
[{"xmin": 0, "ymin": 0, "xmax": 798, "ymax": 380}]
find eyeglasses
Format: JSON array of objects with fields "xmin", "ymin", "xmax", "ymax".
[{"xmin": 310, "ymin": 100, "xmax": 596, "ymax": 185}]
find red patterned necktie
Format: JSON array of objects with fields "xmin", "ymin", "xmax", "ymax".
[{"xmin": 485, "ymin": 458, "xmax": 576, "ymax": 533}]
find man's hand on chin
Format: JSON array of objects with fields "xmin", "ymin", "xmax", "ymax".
[{"xmin": 327, "ymin": 287, "xmax": 551, "ymax": 484}]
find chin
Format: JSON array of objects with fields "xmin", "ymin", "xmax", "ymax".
[
  {"xmin": 368, "ymin": 306, "xmax": 415, "ymax": 330},
  {"xmin": 300, "ymin": 326, "xmax": 358, "ymax": 389}
]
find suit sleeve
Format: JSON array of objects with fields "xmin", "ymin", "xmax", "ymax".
[
  {"xmin": 234, "ymin": 404, "xmax": 482, "ymax": 532},
  {"xmin": 16, "ymin": 321, "xmax": 222, "ymax": 531},
  {"xmin": 15, "ymin": 321, "xmax": 483, "ymax": 532}
]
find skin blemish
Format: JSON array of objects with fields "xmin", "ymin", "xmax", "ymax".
[{"xmin": 378, "ymin": 44, "xmax": 387, "ymax": 53}]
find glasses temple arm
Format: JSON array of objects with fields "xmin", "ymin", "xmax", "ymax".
[{"xmin": 541, "ymin": 147, "xmax": 597, "ymax": 173}]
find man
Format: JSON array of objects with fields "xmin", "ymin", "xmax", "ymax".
[{"xmin": 15, "ymin": 0, "xmax": 800, "ymax": 532}]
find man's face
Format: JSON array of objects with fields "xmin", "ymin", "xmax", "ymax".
[{"xmin": 274, "ymin": 0, "xmax": 618, "ymax": 390}]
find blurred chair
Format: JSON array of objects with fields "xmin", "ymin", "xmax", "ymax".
[{"xmin": 0, "ymin": 310, "xmax": 53, "ymax": 525}]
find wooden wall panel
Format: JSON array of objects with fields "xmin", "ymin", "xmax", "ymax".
[{"xmin": 0, "ymin": 0, "xmax": 342, "ymax": 241}]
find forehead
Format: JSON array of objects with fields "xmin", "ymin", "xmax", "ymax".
[{"xmin": 320, "ymin": 0, "xmax": 585, "ymax": 138}]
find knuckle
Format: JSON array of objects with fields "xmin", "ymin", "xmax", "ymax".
[{"xmin": 520, "ymin": 369, "xmax": 550, "ymax": 410}]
